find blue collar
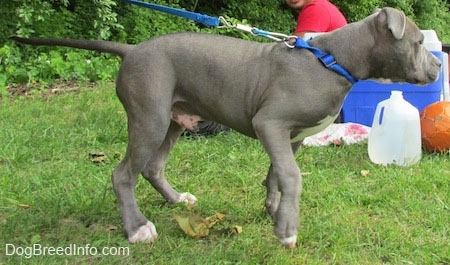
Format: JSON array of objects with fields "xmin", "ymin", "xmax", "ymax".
[{"xmin": 293, "ymin": 38, "xmax": 358, "ymax": 84}]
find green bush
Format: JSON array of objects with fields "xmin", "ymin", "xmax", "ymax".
[
  {"xmin": 1, "ymin": 0, "xmax": 449, "ymax": 85},
  {"xmin": 335, "ymin": 0, "xmax": 450, "ymax": 41}
]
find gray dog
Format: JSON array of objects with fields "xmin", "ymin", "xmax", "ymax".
[{"xmin": 12, "ymin": 7, "xmax": 440, "ymax": 248}]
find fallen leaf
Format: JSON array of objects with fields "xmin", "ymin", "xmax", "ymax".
[
  {"xmin": 113, "ymin": 151, "xmax": 122, "ymax": 160},
  {"xmin": 205, "ymin": 212, "xmax": 225, "ymax": 228},
  {"xmin": 106, "ymin": 224, "xmax": 118, "ymax": 231},
  {"xmin": 360, "ymin": 170, "xmax": 370, "ymax": 177},
  {"xmin": 18, "ymin": 204, "xmax": 31, "ymax": 209},
  {"xmin": 232, "ymin": 225, "xmax": 243, "ymax": 234},
  {"xmin": 89, "ymin": 152, "xmax": 109, "ymax": 164},
  {"xmin": 173, "ymin": 213, "xmax": 209, "ymax": 238}
]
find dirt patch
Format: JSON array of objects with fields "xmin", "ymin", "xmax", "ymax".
[{"xmin": 5, "ymin": 80, "xmax": 97, "ymax": 99}]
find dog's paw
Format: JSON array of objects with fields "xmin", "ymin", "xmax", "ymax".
[
  {"xmin": 279, "ymin": 235, "xmax": 297, "ymax": 249},
  {"xmin": 265, "ymin": 199, "xmax": 279, "ymax": 218},
  {"xmin": 177, "ymin": 192, "xmax": 197, "ymax": 205},
  {"xmin": 128, "ymin": 221, "xmax": 158, "ymax": 244},
  {"xmin": 265, "ymin": 193, "xmax": 280, "ymax": 218}
]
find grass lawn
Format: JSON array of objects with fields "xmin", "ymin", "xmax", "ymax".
[{"xmin": 0, "ymin": 83, "xmax": 449, "ymax": 264}]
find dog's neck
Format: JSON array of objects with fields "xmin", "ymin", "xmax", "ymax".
[
  {"xmin": 308, "ymin": 18, "xmax": 376, "ymax": 81},
  {"xmin": 292, "ymin": 37, "xmax": 358, "ymax": 84}
]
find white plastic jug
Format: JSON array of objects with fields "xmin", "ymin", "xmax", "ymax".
[{"xmin": 368, "ymin": 90, "xmax": 422, "ymax": 166}]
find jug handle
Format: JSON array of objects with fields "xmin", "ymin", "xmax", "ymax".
[{"xmin": 372, "ymin": 104, "xmax": 385, "ymax": 127}]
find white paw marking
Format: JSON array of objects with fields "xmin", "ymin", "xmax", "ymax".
[
  {"xmin": 178, "ymin": 192, "xmax": 197, "ymax": 205},
  {"xmin": 279, "ymin": 235, "xmax": 297, "ymax": 249},
  {"xmin": 128, "ymin": 221, "xmax": 158, "ymax": 243}
]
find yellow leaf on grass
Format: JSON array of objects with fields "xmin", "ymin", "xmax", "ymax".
[
  {"xmin": 174, "ymin": 212, "xmax": 226, "ymax": 238},
  {"xmin": 232, "ymin": 225, "xmax": 243, "ymax": 234},
  {"xmin": 205, "ymin": 212, "xmax": 225, "ymax": 228},
  {"xmin": 360, "ymin": 170, "xmax": 370, "ymax": 177},
  {"xmin": 89, "ymin": 152, "xmax": 109, "ymax": 164},
  {"xmin": 106, "ymin": 224, "xmax": 118, "ymax": 231},
  {"xmin": 173, "ymin": 213, "xmax": 209, "ymax": 238}
]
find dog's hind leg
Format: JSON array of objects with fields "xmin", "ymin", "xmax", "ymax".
[
  {"xmin": 141, "ymin": 121, "xmax": 197, "ymax": 205},
  {"xmin": 112, "ymin": 101, "xmax": 172, "ymax": 244}
]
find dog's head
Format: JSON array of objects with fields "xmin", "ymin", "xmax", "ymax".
[{"xmin": 370, "ymin": 7, "xmax": 441, "ymax": 84}]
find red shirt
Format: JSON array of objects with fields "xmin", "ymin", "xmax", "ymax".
[{"xmin": 294, "ymin": 0, "xmax": 347, "ymax": 33}]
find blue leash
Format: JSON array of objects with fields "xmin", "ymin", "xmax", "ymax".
[
  {"xmin": 124, "ymin": 0, "xmax": 358, "ymax": 84},
  {"xmin": 124, "ymin": 0, "xmax": 220, "ymax": 27}
]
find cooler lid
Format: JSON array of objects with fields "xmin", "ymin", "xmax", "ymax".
[{"xmin": 421, "ymin": 30, "xmax": 442, "ymax": 51}]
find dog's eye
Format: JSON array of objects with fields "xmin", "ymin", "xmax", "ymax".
[{"xmin": 418, "ymin": 35, "xmax": 424, "ymax": 45}]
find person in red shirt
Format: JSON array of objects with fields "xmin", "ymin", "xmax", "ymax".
[{"xmin": 286, "ymin": 0, "xmax": 347, "ymax": 38}]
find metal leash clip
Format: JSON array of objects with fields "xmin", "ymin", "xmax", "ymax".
[{"xmin": 219, "ymin": 16, "xmax": 297, "ymax": 44}]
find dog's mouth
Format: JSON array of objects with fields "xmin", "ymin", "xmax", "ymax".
[
  {"xmin": 372, "ymin": 74, "xmax": 436, "ymax": 85},
  {"xmin": 373, "ymin": 78, "xmax": 394, "ymax": 84},
  {"xmin": 405, "ymin": 69, "xmax": 440, "ymax": 85},
  {"xmin": 426, "ymin": 68, "xmax": 441, "ymax": 83},
  {"xmin": 417, "ymin": 57, "xmax": 442, "ymax": 84}
]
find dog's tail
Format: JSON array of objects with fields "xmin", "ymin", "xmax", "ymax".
[{"xmin": 10, "ymin": 36, "xmax": 134, "ymax": 58}]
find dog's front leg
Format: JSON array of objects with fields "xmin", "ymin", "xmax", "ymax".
[
  {"xmin": 263, "ymin": 164, "xmax": 279, "ymax": 217},
  {"xmin": 264, "ymin": 141, "xmax": 302, "ymax": 218},
  {"xmin": 253, "ymin": 119, "xmax": 301, "ymax": 249}
]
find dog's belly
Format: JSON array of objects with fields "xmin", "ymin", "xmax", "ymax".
[
  {"xmin": 290, "ymin": 114, "xmax": 338, "ymax": 143},
  {"xmin": 171, "ymin": 109, "xmax": 202, "ymax": 131}
]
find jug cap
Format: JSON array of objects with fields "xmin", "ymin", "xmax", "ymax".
[{"xmin": 390, "ymin": 90, "xmax": 403, "ymax": 98}]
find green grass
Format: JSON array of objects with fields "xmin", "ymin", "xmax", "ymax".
[{"xmin": 0, "ymin": 83, "xmax": 449, "ymax": 264}]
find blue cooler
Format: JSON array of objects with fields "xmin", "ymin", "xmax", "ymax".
[{"xmin": 341, "ymin": 30, "xmax": 449, "ymax": 126}]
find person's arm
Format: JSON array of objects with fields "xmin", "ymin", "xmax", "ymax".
[{"xmin": 294, "ymin": 4, "xmax": 329, "ymax": 37}]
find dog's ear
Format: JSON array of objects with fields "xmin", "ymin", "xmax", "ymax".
[{"xmin": 377, "ymin": 7, "xmax": 406, "ymax": 40}]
